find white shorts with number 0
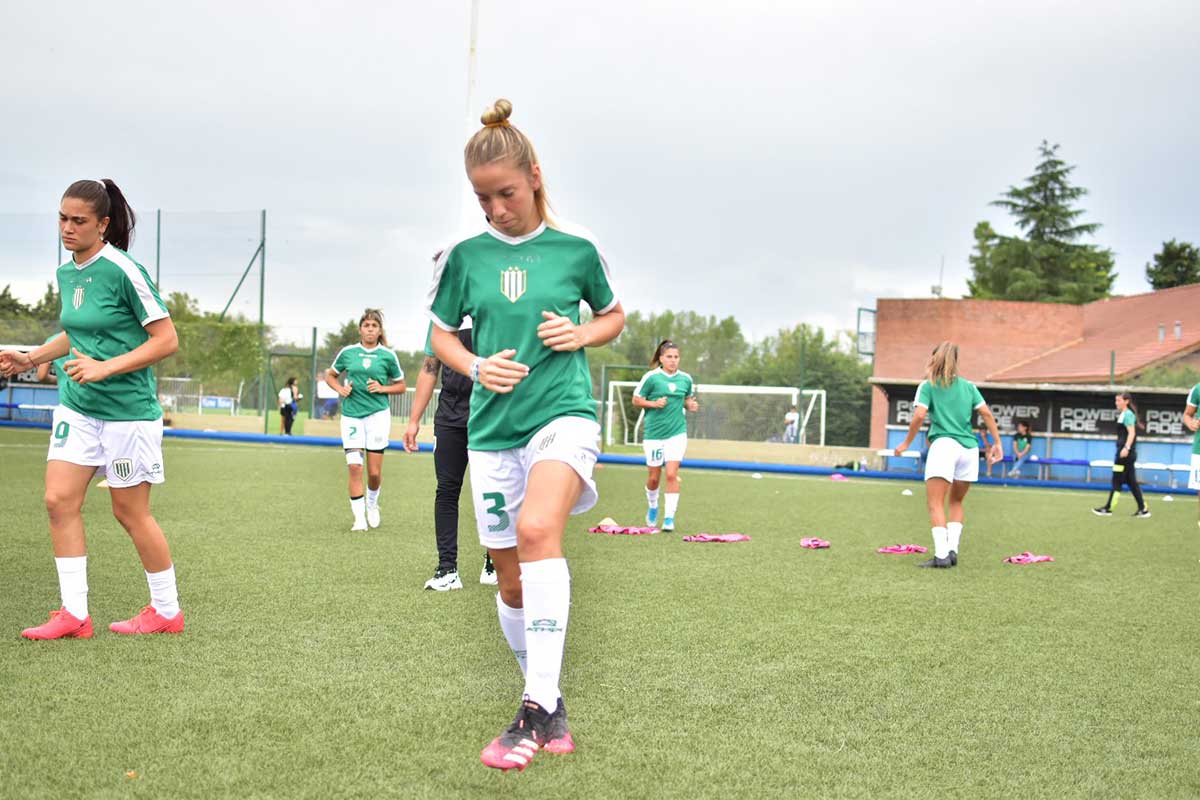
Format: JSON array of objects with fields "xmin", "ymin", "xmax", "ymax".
[
  {"xmin": 1189, "ymin": 454, "xmax": 1200, "ymax": 490},
  {"xmin": 341, "ymin": 407, "xmax": 392, "ymax": 450},
  {"xmin": 468, "ymin": 416, "xmax": 601, "ymax": 550},
  {"xmin": 924, "ymin": 437, "xmax": 979, "ymax": 483},
  {"xmin": 47, "ymin": 405, "xmax": 164, "ymax": 488},
  {"xmin": 644, "ymin": 433, "xmax": 687, "ymax": 467}
]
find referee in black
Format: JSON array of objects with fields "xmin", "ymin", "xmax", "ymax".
[{"xmin": 404, "ymin": 318, "xmax": 497, "ymax": 589}]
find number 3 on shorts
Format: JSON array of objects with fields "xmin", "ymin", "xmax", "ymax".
[
  {"xmin": 483, "ymin": 491, "xmax": 510, "ymax": 533},
  {"xmin": 53, "ymin": 421, "xmax": 70, "ymax": 441}
]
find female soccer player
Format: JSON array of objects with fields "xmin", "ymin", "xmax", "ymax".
[
  {"xmin": 893, "ymin": 342, "xmax": 1002, "ymax": 568},
  {"xmin": 426, "ymin": 98, "xmax": 624, "ymax": 770},
  {"xmin": 632, "ymin": 340, "xmax": 699, "ymax": 531},
  {"xmin": 404, "ymin": 318, "xmax": 497, "ymax": 590},
  {"xmin": 0, "ymin": 178, "xmax": 183, "ymax": 638},
  {"xmin": 324, "ymin": 310, "xmax": 406, "ymax": 531},
  {"xmin": 1092, "ymin": 392, "xmax": 1150, "ymax": 518},
  {"xmin": 1184, "ymin": 382, "xmax": 1200, "ymax": 526}
]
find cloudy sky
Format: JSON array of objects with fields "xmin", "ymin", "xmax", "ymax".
[{"xmin": 2, "ymin": 0, "xmax": 1197, "ymax": 348}]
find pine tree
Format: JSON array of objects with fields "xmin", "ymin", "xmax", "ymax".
[
  {"xmin": 968, "ymin": 141, "xmax": 1115, "ymax": 303},
  {"xmin": 1145, "ymin": 239, "xmax": 1200, "ymax": 290}
]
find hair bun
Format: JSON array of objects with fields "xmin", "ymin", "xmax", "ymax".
[{"xmin": 480, "ymin": 98, "xmax": 513, "ymax": 126}]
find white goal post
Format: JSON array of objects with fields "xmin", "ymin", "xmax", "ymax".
[{"xmin": 605, "ymin": 382, "xmax": 826, "ymax": 447}]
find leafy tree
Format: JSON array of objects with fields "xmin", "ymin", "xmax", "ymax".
[
  {"xmin": 968, "ymin": 141, "xmax": 1115, "ymax": 303},
  {"xmin": 1145, "ymin": 239, "xmax": 1200, "ymax": 290},
  {"xmin": 30, "ymin": 283, "xmax": 61, "ymax": 321},
  {"xmin": 0, "ymin": 285, "xmax": 29, "ymax": 318}
]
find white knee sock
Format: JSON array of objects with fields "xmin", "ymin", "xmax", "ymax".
[
  {"xmin": 495, "ymin": 595, "xmax": 528, "ymax": 676},
  {"xmin": 55, "ymin": 556, "xmax": 88, "ymax": 620},
  {"xmin": 146, "ymin": 565, "xmax": 180, "ymax": 619},
  {"xmin": 932, "ymin": 527, "xmax": 949, "ymax": 559},
  {"xmin": 645, "ymin": 487, "xmax": 659, "ymax": 508},
  {"xmin": 366, "ymin": 487, "xmax": 380, "ymax": 508},
  {"xmin": 947, "ymin": 522, "xmax": 963, "ymax": 553},
  {"xmin": 520, "ymin": 558, "xmax": 570, "ymax": 710},
  {"xmin": 665, "ymin": 492, "xmax": 680, "ymax": 518},
  {"xmin": 350, "ymin": 496, "xmax": 366, "ymax": 521}
]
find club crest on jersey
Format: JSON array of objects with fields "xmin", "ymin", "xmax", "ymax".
[
  {"xmin": 500, "ymin": 266, "xmax": 527, "ymax": 303},
  {"xmin": 361, "ymin": 357, "xmax": 373, "ymax": 368},
  {"xmin": 72, "ymin": 286, "xmax": 85, "ymax": 310},
  {"xmin": 111, "ymin": 458, "xmax": 133, "ymax": 481},
  {"xmin": 668, "ymin": 382, "xmax": 677, "ymax": 393}
]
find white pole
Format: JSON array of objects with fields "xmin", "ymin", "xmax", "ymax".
[{"xmin": 457, "ymin": 0, "xmax": 482, "ymax": 235}]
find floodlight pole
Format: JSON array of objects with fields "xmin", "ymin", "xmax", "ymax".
[{"xmin": 155, "ymin": 209, "xmax": 162, "ymax": 288}]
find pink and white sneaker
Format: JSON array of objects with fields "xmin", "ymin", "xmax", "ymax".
[{"xmin": 109, "ymin": 605, "xmax": 185, "ymax": 635}]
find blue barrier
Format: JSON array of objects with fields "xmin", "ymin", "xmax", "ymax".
[{"xmin": 1, "ymin": 419, "xmax": 1194, "ymax": 496}]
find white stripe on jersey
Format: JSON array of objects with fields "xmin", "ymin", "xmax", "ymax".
[
  {"xmin": 100, "ymin": 244, "xmax": 169, "ymax": 326},
  {"xmin": 424, "ymin": 230, "xmax": 485, "ymax": 333},
  {"xmin": 633, "ymin": 368, "xmax": 661, "ymax": 398},
  {"xmin": 555, "ymin": 220, "xmax": 620, "ymax": 315}
]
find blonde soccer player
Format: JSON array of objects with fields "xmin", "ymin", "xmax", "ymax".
[
  {"xmin": 632, "ymin": 339, "xmax": 699, "ymax": 531},
  {"xmin": 427, "ymin": 99, "xmax": 624, "ymax": 770},
  {"xmin": 893, "ymin": 342, "xmax": 1002, "ymax": 568},
  {"xmin": 1, "ymin": 178, "xmax": 183, "ymax": 639},
  {"xmin": 325, "ymin": 309, "xmax": 407, "ymax": 531}
]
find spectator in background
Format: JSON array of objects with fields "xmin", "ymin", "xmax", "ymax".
[
  {"xmin": 1008, "ymin": 420, "xmax": 1032, "ymax": 478},
  {"xmin": 976, "ymin": 422, "xmax": 996, "ymax": 478},
  {"xmin": 783, "ymin": 406, "xmax": 799, "ymax": 443},
  {"xmin": 316, "ymin": 371, "xmax": 339, "ymax": 419},
  {"xmin": 278, "ymin": 376, "xmax": 301, "ymax": 435}
]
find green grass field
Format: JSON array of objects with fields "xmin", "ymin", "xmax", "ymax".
[{"xmin": 1, "ymin": 427, "xmax": 1197, "ymax": 799}]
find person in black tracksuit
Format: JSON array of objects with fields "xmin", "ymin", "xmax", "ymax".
[
  {"xmin": 1092, "ymin": 391, "xmax": 1150, "ymax": 518},
  {"xmin": 404, "ymin": 321, "xmax": 497, "ymax": 589}
]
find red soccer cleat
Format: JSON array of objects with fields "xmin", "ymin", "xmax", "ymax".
[
  {"xmin": 109, "ymin": 605, "xmax": 185, "ymax": 635},
  {"xmin": 21, "ymin": 608, "xmax": 93, "ymax": 640},
  {"xmin": 480, "ymin": 699, "xmax": 551, "ymax": 771}
]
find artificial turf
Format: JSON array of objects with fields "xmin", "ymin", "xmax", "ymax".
[{"xmin": 0, "ymin": 428, "xmax": 1197, "ymax": 799}]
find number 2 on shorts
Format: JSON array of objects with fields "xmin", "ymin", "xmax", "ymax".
[{"xmin": 483, "ymin": 491, "xmax": 510, "ymax": 532}]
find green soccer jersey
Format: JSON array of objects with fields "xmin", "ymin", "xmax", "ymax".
[
  {"xmin": 914, "ymin": 377, "xmax": 986, "ymax": 448},
  {"xmin": 43, "ymin": 333, "xmax": 70, "ymax": 393},
  {"xmin": 1189, "ymin": 384, "xmax": 1200, "ymax": 455},
  {"xmin": 1014, "ymin": 433, "xmax": 1031, "ymax": 453},
  {"xmin": 329, "ymin": 343, "xmax": 404, "ymax": 419},
  {"xmin": 634, "ymin": 368, "xmax": 695, "ymax": 440},
  {"xmin": 426, "ymin": 222, "xmax": 618, "ymax": 451},
  {"xmin": 56, "ymin": 244, "xmax": 168, "ymax": 421}
]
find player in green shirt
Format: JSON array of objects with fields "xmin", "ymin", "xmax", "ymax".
[
  {"xmin": 37, "ymin": 333, "xmax": 110, "ymax": 489},
  {"xmin": 1184, "ymin": 383, "xmax": 1200, "ymax": 527},
  {"xmin": 324, "ymin": 309, "xmax": 407, "ymax": 531},
  {"xmin": 1, "ymin": 178, "xmax": 185, "ymax": 639},
  {"xmin": 632, "ymin": 340, "xmax": 699, "ymax": 531},
  {"xmin": 1092, "ymin": 392, "xmax": 1150, "ymax": 518},
  {"xmin": 427, "ymin": 99, "xmax": 624, "ymax": 770},
  {"xmin": 894, "ymin": 342, "xmax": 1002, "ymax": 568}
]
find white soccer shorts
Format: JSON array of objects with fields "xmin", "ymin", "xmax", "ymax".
[
  {"xmin": 467, "ymin": 416, "xmax": 601, "ymax": 550},
  {"xmin": 1189, "ymin": 454, "xmax": 1200, "ymax": 490},
  {"xmin": 643, "ymin": 433, "xmax": 687, "ymax": 467},
  {"xmin": 341, "ymin": 407, "xmax": 392, "ymax": 450},
  {"xmin": 924, "ymin": 437, "xmax": 980, "ymax": 483},
  {"xmin": 46, "ymin": 405, "xmax": 164, "ymax": 488}
]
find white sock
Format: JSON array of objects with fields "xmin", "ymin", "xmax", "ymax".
[
  {"xmin": 350, "ymin": 496, "xmax": 366, "ymax": 520},
  {"xmin": 520, "ymin": 558, "xmax": 570, "ymax": 710},
  {"xmin": 495, "ymin": 594, "xmax": 528, "ymax": 676},
  {"xmin": 645, "ymin": 487, "xmax": 659, "ymax": 508},
  {"xmin": 366, "ymin": 487, "xmax": 380, "ymax": 509},
  {"xmin": 932, "ymin": 527, "xmax": 949, "ymax": 559},
  {"xmin": 665, "ymin": 492, "xmax": 680, "ymax": 518},
  {"xmin": 55, "ymin": 556, "xmax": 88, "ymax": 620},
  {"xmin": 947, "ymin": 522, "xmax": 963, "ymax": 553},
  {"xmin": 146, "ymin": 565, "xmax": 180, "ymax": 619}
]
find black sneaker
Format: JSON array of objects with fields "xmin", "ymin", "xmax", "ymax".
[
  {"xmin": 948, "ymin": 550, "xmax": 958, "ymax": 567},
  {"xmin": 480, "ymin": 698, "xmax": 552, "ymax": 771},
  {"xmin": 1133, "ymin": 508, "xmax": 1151, "ymax": 519},
  {"xmin": 1091, "ymin": 507, "xmax": 1112, "ymax": 516},
  {"xmin": 917, "ymin": 556, "xmax": 953, "ymax": 568},
  {"xmin": 543, "ymin": 698, "xmax": 575, "ymax": 754}
]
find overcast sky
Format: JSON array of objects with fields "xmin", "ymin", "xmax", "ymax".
[{"xmin": 2, "ymin": 0, "xmax": 1197, "ymax": 350}]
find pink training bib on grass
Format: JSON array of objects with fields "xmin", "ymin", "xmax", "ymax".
[
  {"xmin": 1003, "ymin": 552, "xmax": 1054, "ymax": 564},
  {"xmin": 877, "ymin": 544, "xmax": 929, "ymax": 554},
  {"xmin": 682, "ymin": 533, "xmax": 751, "ymax": 543},
  {"xmin": 801, "ymin": 537, "xmax": 831, "ymax": 549},
  {"xmin": 588, "ymin": 525, "xmax": 658, "ymax": 535}
]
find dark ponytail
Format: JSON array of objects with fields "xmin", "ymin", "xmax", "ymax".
[
  {"xmin": 62, "ymin": 178, "xmax": 136, "ymax": 251},
  {"xmin": 1119, "ymin": 391, "xmax": 1146, "ymax": 431},
  {"xmin": 650, "ymin": 339, "xmax": 677, "ymax": 369}
]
